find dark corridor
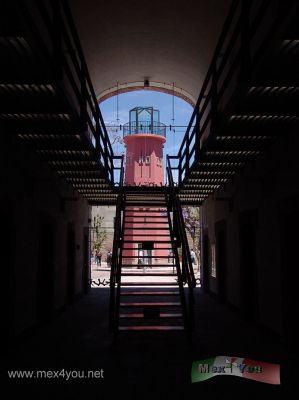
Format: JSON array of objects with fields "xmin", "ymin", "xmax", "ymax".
[{"xmin": 1, "ymin": 0, "xmax": 299, "ymax": 397}]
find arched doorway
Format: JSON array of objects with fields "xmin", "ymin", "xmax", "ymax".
[{"xmin": 98, "ymin": 82, "xmax": 195, "ymax": 107}]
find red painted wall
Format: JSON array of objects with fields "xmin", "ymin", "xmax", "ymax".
[{"xmin": 124, "ymin": 134, "xmax": 165, "ymax": 186}]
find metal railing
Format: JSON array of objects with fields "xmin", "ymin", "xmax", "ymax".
[
  {"xmin": 109, "ymin": 155, "xmax": 124, "ymax": 332},
  {"xmin": 171, "ymin": 0, "xmax": 292, "ymax": 185},
  {"xmin": 123, "ymin": 121, "xmax": 166, "ymax": 137},
  {"xmin": 166, "ymin": 155, "xmax": 196, "ymax": 330},
  {"xmin": 16, "ymin": 0, "xmax": 115, "ymax": 183}
]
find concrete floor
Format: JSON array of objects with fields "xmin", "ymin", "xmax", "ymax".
[{"xmin": 4, "ymin": 286, "xmax": 296, "ymax": 398}]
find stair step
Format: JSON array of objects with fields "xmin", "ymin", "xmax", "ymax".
[
  {"xmin": 124, "ymin": 200, "xmax": 167, "ymax": 202},
  {"xmin": 125, "ymin": 192, "xmax": 165, "ymax": 195},
  {"xmin": 121, "ymin": 268, "xmax": 176, "ymax": 271},
  {"xmin": 124, "ymin": 202, "xmax": 165, "ymax": 208},
  {"xmin": 123, "ymin": 227, "xmax": 170, "ymax": 230},
  {"xmin": 120, "ymin": 302, "xmax": 181, "ymax": 307},
  {"xmin": 124, "ymin": 215, "xmax": 168, "ymax": 218},
  {"xmin": 124, "ymin": 219, "xmax": 168, "ymax": 222},
  {"xmin": 126, "ymin": 201, "xmax": 166, "ymax": 203},
  {"xmin": 125, "ymin": 210, "xmax": 167, "ymax": 213},
  {"xmin": 121, "ymin": 282, "xmax": 178, "ymax": 286},
  {"xmin": 123, "ymin": 234, "xmax": 171, "ymax": 237},
  {"xmin": 124, "ymin": 189, "xmax": 166, "ymax": 192},
  {"xmin": 126, "ymin": 197, "xmax": 165, "ymax": 199},
  {"xmin": 120, "ymin": 291, "xmax": 180, "ymax": 296},
  {"xmin": 118, "ymin": 326, "xmax": 184, "ymax": 331},
  {"xmin": 121, "ymin": 256, "xmax": 174, "ymax": 259},
  {"xmin": 125, "ymin": 195, "xmax": 166, "ymax": 197},
  {"xmin": 119, "ymin": 313, "xmax": 183, "ymax": 318},
  {"xmin": 122, "ymin": 272, "xmax": 175, "ymax": 276},
  {"xmin": 121, "ymin": 248, "xmax": 173, "ymax": 251},
  {"xmin": 121, "ymin": 264, "xmax": 175, "ymax": 267},
  {"xmin": 123, "ymin": 241, "xmax": 173, "ymax": 243},
  {"xmin": 125, "ymin": 198, "xmax": 166, "ymax": 200}
]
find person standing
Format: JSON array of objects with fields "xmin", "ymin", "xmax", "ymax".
[
  {"xmin": 107, "ymin": 250, "xmax": 112, "ymax": 267},
  {"xmin": 138, "ymin": 249, "xmax": 144, "ymax": 269},
  {"xmin": 190, "ymin": 248, "xmax": 197, "ymax": 265},
  {"xmin": 98, "ymin": 251, "xmax": 102, "ymax": 266},
  {"xmin": 95, "ymin": 249, "xmax": 99, "ymax": 265}
]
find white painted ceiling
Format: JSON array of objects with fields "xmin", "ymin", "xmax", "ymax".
[{"xmin": 70, "ymin": 0, "xmax": 230, "ymax": 103}]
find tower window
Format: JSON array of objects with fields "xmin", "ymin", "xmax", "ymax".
[
  {"xmin": 145, "ymin": 156, "xmax": 151, "ymax": 165},
  {"xmin": 157, "ymin": 157, "xmax": 162, "ymax": 167},
  {"xmin": 138, "ymin": 156, "xmax": 144, "ymax": 165}
]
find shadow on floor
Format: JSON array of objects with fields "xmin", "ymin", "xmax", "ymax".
[{"xmin": 3, "ymin": 287, "xmax": 297, "ymax": 398}]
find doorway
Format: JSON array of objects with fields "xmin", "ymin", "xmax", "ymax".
[
  {"xmin": 67, "ymin": 223, "xmax": 76, "ymax": 304},
  {"xmin": 215, "ymin": 220, "xmax": 227, "ymax": 303},
  {"xmin": 37, "ymin": 214, "xmax": 55, "ymax": 324},
  {"xmin": 138, "ymin": 241, "xmax": 154, "ymax": 265},
  {"xmin": 239, "ymin": 209, "xmax": 259, "ymax": 321},
  {"xmin": 202, "ymin": 230, "xmax": 210, "ymax": 292}
]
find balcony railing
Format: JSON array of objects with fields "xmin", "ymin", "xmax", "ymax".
[
  {"xmin": 169, "ymin": 0, "xmax": 292, "ymax": 186},
  {"xmin": 123, "ymin": 121, "xmax": 166, "ymax": 137},
  {"xmin": 17, "ymin": 0, "xmax": 116, "ymax": 184}
]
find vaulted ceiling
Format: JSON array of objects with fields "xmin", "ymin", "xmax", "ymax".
[{"xmin": 70, "ymin": 0, "xmax": 230, "ymax": 104}]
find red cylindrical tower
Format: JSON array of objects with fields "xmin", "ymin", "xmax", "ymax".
[
  {"xmin": 122, "ymin": 107, "xmax": 169, "ymax": 265},
  {"xmin": 124, "ymin": 133, "xmax": 165, "ymax": 186}
]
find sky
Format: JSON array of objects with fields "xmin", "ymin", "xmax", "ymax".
[{"xmin": 99, "ymin": 90, "xmax": 194, "ymax": 183}]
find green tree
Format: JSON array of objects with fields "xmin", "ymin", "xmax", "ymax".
[
  {"xmin": 182, "ymin": 206, "xmax": 201, "ymax": 270},
  {"xmin": 92, "ymin": 215, "xmax": 107, "ymax": 251}
]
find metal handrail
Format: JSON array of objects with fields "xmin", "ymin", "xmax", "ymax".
[
  {"xmin": 166, "ymin": 155, "xmax": 195, "ymax": 329},
  {"xmin": 165, "ymin": 194, "xmax": 190, "ymax": 331},
  {"xmin": 109, "ymin": 155, "xmax": 124, "ymax": 332},
  {"xmin": 123, "ymin": 121, "xmax": 166, "ymax": 137},
  {"xmin": 167, "ymin": 156, "xmax": 196, "ymax": 286}
]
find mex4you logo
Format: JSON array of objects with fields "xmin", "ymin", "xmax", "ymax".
[{"xmin": 191, "ymin": 356, "xmax": 280, "ymax": 385}]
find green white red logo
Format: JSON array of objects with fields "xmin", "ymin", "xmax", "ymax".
[{"xmin": 191, "ymin": 356, "xmax": 280, "ymax": 384}]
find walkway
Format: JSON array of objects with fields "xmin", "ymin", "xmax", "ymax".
[
  {"xmin": 90, "ymin": 260, "xmax": 201, "ymax": 286},
  {"xmin": 4, "ymin": 288, "xmax": 290, "ymax": 398}
]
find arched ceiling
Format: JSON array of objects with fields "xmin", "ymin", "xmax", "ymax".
[{"xmin": 70, "ymin": 0, "xmax": 231, "ymax": 105}]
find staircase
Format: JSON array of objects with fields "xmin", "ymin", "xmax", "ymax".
[
  {"xmin": 0, "ymin": 1, "xmax": 117, "ymax": 204},
  {"xmin": 109, "ymin": 182, "xmax": 196, "ymax": 333},
  {"xmin": 171, "ymin": 0, "xmax": 299, "ymax": 204}
]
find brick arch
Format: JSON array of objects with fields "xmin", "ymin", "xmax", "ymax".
[{"xmin": 97, "ymin": 81, "xmax": 196, "ymax": 107}]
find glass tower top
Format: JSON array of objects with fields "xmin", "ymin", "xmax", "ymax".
[{"xmin": 123, "ymin": 107, "xmax": 166, "ymax": 137}]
